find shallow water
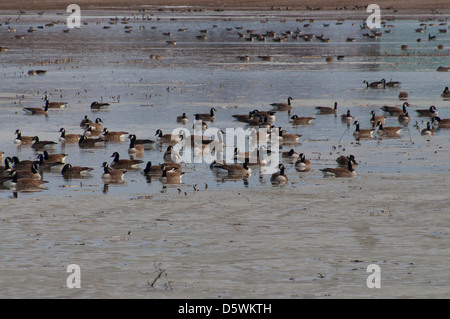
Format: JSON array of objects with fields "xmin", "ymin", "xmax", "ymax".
[{"xmin": 0, "ymin": 9, "xmax": 449, "ymax": 199}]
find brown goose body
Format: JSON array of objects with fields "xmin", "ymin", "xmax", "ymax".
[
  {"xmin": 320, "ymin": 160, "xmax": 356, "ymax": 178},
  {"xmin": 110, "ymin": 152, "xmax": 143, "ymax": 169},
  {"xmin": 271, "ymin": 97, "xmax": 293, "ymax": 111},
  {"xmin": 14, "ymin": 129, "xmax": 34, "ymax": 145},
  {"xmin": 271, "ymin": 163, "xmax": 288, "ymax": 184},
  {"xmin": 295, "ymin": 153, "xmax": 312, "ymax": 172},
  {"xmin": 59, "ymin": 128, "xmax": 81, "ymax": 143},
  {"xmin": 416, "ymin": 105, "xmax": 438, "ymax": 117},
  {"xmin": 31, "ymin": 136, "xmax": 57, "ymax": 150},
  {"xmin": 353, "ymin": 121, "xmax": 374, "ymax": 139},
  {"xmin": 315, "ymin": 101, "xmax": 338, "ymax": 114},
  {"xmin": 194, "ymin": 108, "xmax": 216, "ymax": 122}
]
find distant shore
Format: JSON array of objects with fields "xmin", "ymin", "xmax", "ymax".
[{"xmin": 1, "ymin": 0, "xmax": 449, "ymax": 12}]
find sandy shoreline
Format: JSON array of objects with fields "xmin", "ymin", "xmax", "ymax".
[{"xmin": 1, "ymin": 0, "xmax": 450, "ymax": 11}]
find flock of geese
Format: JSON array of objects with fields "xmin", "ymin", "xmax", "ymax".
[{"xmin": 1, "ymin": 81, "xmax": 448, "ymax": 192}]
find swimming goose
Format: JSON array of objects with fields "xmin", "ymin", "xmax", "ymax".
[
  {"xmin": 10, "ymin": 171, "xmax": 48, "ymax": 191},
  {"xmin": 370, "ymin": 110, "xmax": 386, "ymax": 125},
  {"xmin": 381, "ymin": 102, "xmax": 409, "ymax": 116},
  {"xmin": 398, "ymin": 111, "xmax": 411, "ymax": 125},
  {"xmin": 295, "ymin": 153, "xmax": 312, "ymax": 172},
  {"xmin": 143, "ymin": 161, "xmax": 181, "ymax": 176},
  {"xmin": 61, "ymin": 164, "xmax": 94, "ymax": 178},
  {"xmin": 14, "ymin": 163, "xmax": 42, "ymax": 180},
  {"xmin": 155, "ymin": 129, "xmax": 181, "ymax": 144},
  {"xmin": 282, "ymin": 149, "xmax": 299, "ymax": 160},
  {"xmin": 431, "ymin": 116, "xmax": 450, "ymax": 128},
  {"xmin": 128, "ymin": 134, "xmax": 155, "ymax": 149},
  {"xmin": 90, "ymin": 101, "xmax": 110, "ymax": 110},
  {"xmin": 58, "ymin": 128, "xmax": 81, "ymax": 143},
  {"xmin": 194, "ymin": 108, "xmax": 216, "ymax": 122},
  {"xmin": 43, "ymin": 150, "xmax": 67, "ymax": 163},
  {"xmin": 336, "ymin": 155, "xmax": 358, "ymax": 169},
  {"xmin": 100, "ymin": 128, "xmax": 129, "ymax": 142},
  {"xmin": 416, "ymin": 105, "xmax": 438, "ymax": 117},
  {"xmin": 127, "ymin": 134, "xmax": 144, "ymax": 155},
  {"xmin": 320, "ymin": 160, "xmax": 356, "ymax": 178},
  {"xmin": 441, "ymin": 86, "xmax": 450, "ymax": 98},
  {"xmin": 278, "ymin": 127, "xmax": 302, "ymax": 143},
  {"xmin": 14, "ymin": 129, "xmax": 34, "ymax": 145},
  {"xmin": 213, "ymin": 162, "xmax": 252, "ymax": 177},
  {"xmin": 110, "ymin": 152, "xmax": 143, "ymax": 169},
  {"xmin": 271, "ymin": 97, "xmax": 293, "ymax": 111},
  {"xmin": 10, "ymin": 156, "xmax": 36, "ymax": 171},
  {"xmin": 232, "ymin": 111, "xmax": 255, "ymax": 122},
  {"xmin": 78, "ymin": 135, "xmax": 107, "ymax": 148},
  {"xmin": 341, "ymin": 110, "xmax": 354, "ymax": 123},
  {"xmin": 421, "ymin": 122, "xmax": 435, "ymax": 136},
  {"xmin": 376, "ymin": 122, "xmax": 402, "ymax": 137},
  {"xmin": 89, "ymin": 118, "xmax": 104, "ymax": 131},
  {"xmin": 353, "ymin": 121, "xmax": 374, "ymax": 139},
  {"xmin": 253, "ymin": 110, "xmax": 276, "ymax": 122},
  {"xmin": 31, "ymin": 136, "xmax": 57, "ymax": 150},
  {"xmin": 289, "ymin": 114, "xmax": 315, "ymax": 125},
  {"xmin": 363, "ymin": 79, "xmax": 385, "ymax": 88},
  {"xmin": 35, "ymin": 154, "xmax": 63, "ymax": 171},
  {"xmin": 83, "ymin": 125, "xmax": 103, "ymax": 137},
  {"xmin": 23, "ymin": 103, "xmax": 49, "ymax": 115},
  {"xmin": 163, "ymin": 145, "xmax": 182, "ymax": 163},
  {"xmin": 270, "ymin": 163, "xmax": 288, "ymax": 185},
  {"xmin": 101, "ymin": 162, "xmax": 126, "ymax": 183},
  {"xmin": 177, "ymin": 113, "xmax": 189, "ymax": 124},
  {"xmin": 159, "ymin": 164, "xmax": 185, "ymax": 184},
  {"xmin": 385, "ymin": 80, "xmax": 401, "ymax": 88},
  {"xmin": 315, "ymin": 101, "xmax": 338, "ymax": 114},
  {"xmin": 44, "ymin": 95, "xmax": 67, "ymax": 108},
  {"xmin": 80, "ymin": 115, "xmax": 93, "ymax": 127}
]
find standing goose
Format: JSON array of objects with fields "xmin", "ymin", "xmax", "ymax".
[
  {"xmin": 101, "ymin": 162, "xmax": 126, "ymax": 183},
  {"xmin": 431, "ymin": 116, "xmax": 450, "ymax": 128},
  {"xmin": 194, "ymin": 108, "xmax": 216, "ymax": 122},
  {"xmin": 58, "ymin": 128, "xmax": 81, "ymax": 143},
  {"xmin": 289, "ymin": 114, "xmax": 315, "ymax": 125},
  {"xmin": 43, "ymin": 150, "xmax": 67, "ymax": 163},
  {"xmin": 14, "ymin": 129, "xmax": 34, "ymax": 145},
  {"xmin": 398, "ymin": 111, "xmax": 411, "ymax": 126},
  {"xmin": 271, "ymin": 96, "xmax": 293, "ymax": 111},
  {"xmin": 100, "ymin": 128, "xmax": 129, "ymax": 142},
  {"xmin": 441, "ymin": 86, "xmax": 450, "ymax": 98},
  {"xmin": 353, "ymin": 121, "xmax": 374, "ymax": 139},
  {"xmin": 370, "ymin": 110, "xmax": 386, "ymax": 125},
  {"xmin": 416, "ymin": 105, "xmax": 438, "ymax": 117},
  {"xmin": 320, "ymin": 160, "xmax": 356, "ymax": 178},
  {"xmin": 421, "ymin": 122, "xmax": 435, "ymax": 136},
  {"xmin": 61, "ymin": 164, "xmax": 94, "ymax": 178},
  {"xmin": 381, "ymin": 102, "xmax": 409, "ymax": 116},
  {"xmin": 44, "ymin": 95, "xmax": 67, "ymax": 108},
  {"xmin": 271, "ymin": 163, "xmax": 288, "ymax": 185},
  {"xmin": 177, "ymin": 113, "xmax": 189, "ymax": 124},
  {"xmin": 23, "ymin": 102, "xmax": 49, "ymax": 115},
  {"xmin": 295, "ymin": 153, "xmax": 312, "ymax": 172},
  {"xmin": 31, "ymin": 136, "xmax": 57, "ymax": 150},
  {"xmin": 159, "ymin": 164, "xmax": 185, "ymax": 184},
  {"xmin": 315, "ymin": 101, "xmax": 338, "ymax": 114},
  {"xmin": 110, "ymin": 152, "xmax": 143, "ymax": 169}
]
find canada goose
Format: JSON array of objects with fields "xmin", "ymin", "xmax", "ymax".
[
  {"xmin": 159, "ymin": 164, "xmax": 185, "ymax": 184},
  {"xmin": 90, "ymin": 101, "xmax": 110, "ymax": 110},
  {"xmin": 35, "ymin": 154, "xmax": 63, "ymax": 171},
  {"xmin": 278, "ymin": 127, "xmax": 302, "ymax": 143},
  {"xmin": 44, "ymin": 95, "xmax": 67, "ymax": 108},
  {"xmin": 282, "ymin": 149, "xmax": 299, "ymax": 160},
  {"xmin": 61, "ymin": 164, "xmax": 94, "ymax": 178},
  {"xmin": 213, "ymin": 162, "xmax": 252, "ymax": 177},
  {"xmin": 100, "ymin": 128, "xmax": 129, "ymax": 142},
  {"xmin": 177, "ymin": 113, "xmax": 189, "ymax": 124},
  {"xmin": 143, "ymin": 161, "xmax": 181, "ymax": 176},
  {"xmin": 58, "ymin": 128, "xmax": 81, "ymax": 143},
  {"xmin": 194, "ymin": 108, "xmax": 216, "ymax": 122},
  {"xmin": 80, "ymin": 115, "xmax": 93, "ymax": 127},
  {"xmin": 14, "ymin": 129, "xmax": 34, "ymax": 145},
  {"xmin": 10, "ymin": 171, "xmax": 48, "ymax": 191},
  {"xmin": 163, "ymin": 145, "xmax": 182, "ymax": 163},
  {"xmin": 441, "ymin": 86, "xmax": 450, "ymax": 98},
  {"xmin": 416, "ymin": 105, "xmax": 438, "ymax": 117},
  {"xmin": 353, "ymin": 121, "xmax": 374, "ymax": 139},
  {"xmin": 89, "ymin": 118, "xmax": 103, "ymax": 131},
  {"xmin": 43, "ymin": 150, "xmax": 67, "ymax": 163},
  {"xmin": 10, "ymin": 156, "xmax": 35, "ymax": 171},
  {"xmin": 232, "ymin": 111, "xmax": 255, "ymax": 122},
  {"xmin": 320, "ymin": 160, "xmax": 356, "ymax": 178},
  {"xmin": 78, "ymin": 135, "xmax": 107, "ymax": 148},
  {"xmin": 14, "ymin": 163, "xmax": 42, "ymax": 180},
  {"xmin": 23, "ymin": 102, "xmax": 48, "ymax": 115},
  {"xmin": 431, "ymin": 116, "xmax": 450, "ymax": 128},
  {"xmin": 341, "ymin": 110, "xmax": 354, "ymax": 123},
  {"xmin": 83, "ymin": 125, "xmax": 103, "ymax": 137},
  {"xmin": 385, "ymin": 80, "xmax": 401, "ymax": 88},
  {"xmin": 101, "ymin": 162, "xmax": 126, "ymax": 183},
  {"xmin": 421, "ymin": 122, "xmax": 435, "ymax": 136},
  {"xmin": 128, "ymin": 134, "xmax": 155, "ymax": 149},
  {"xmin": 363, "ymin": 79, "xmax": 385, "ymax": 88},
  {"xmin": 31, "ymin": 136, "xmax": 57, "ymax": 150},
  {"xmin": 381, "ymin": 102, "xmax": 409, "ymax": 116},
  {"xmin": 155, "ymin": 129, "xmax": 181, "ymax": 144},
  {"xmin": 271, "ymin": 97, "xmax": 293, "ymax": 111},
  {"xmin": 315, "ymin": 101, "xmax": 338, "ymax": 114},
  {"xmin": 245, "ymin": 115, "xmax": 264, "ymax": 126},
  {"xmin": 370, "ymin": 110, "xmax": 386, "ymax": 125},
  {"xmin": 289, "ymin": 114, "xmax": 315, "ymax": 125},
  {"xmin": 127, "ymin": 134, "xmax": 144, "ymax": 155},
  {"xmin": 295, "ymin": 153, "xmax": 312, "ymax": 172},
  {"xmin": 376, "ymin": 122, "xmax": 402, "ymax": 137},
  {"xmin": 110, "ymin": 152, "xmax": 143, "ymax": 169},
  {"xmin": 398, "ymin": 111, "xmax": 411, "ymax": 125},
  {"xmin": 336, "ymin": 155, "xmax": 358, "ymax": 169},
  {"xmin": 271, "ymin": 163, "xmax": 288, "ymax": 185}
]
